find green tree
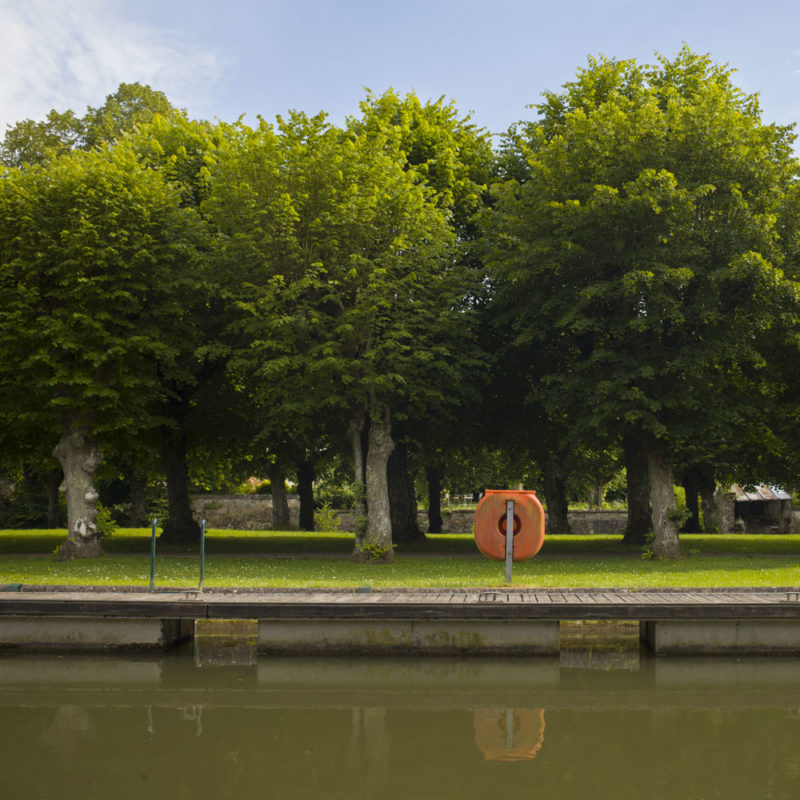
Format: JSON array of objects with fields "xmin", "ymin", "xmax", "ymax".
[
  {"xmin": 486, "ymin": 47, "xmax": 800, "ymax": 558},
  {"xmin": 1, "ymin": 83, "xmax": 179, "ymax": 169},
  {"xmin": 128, "ymin": 113, "xmax": 228, "ymax": 543},
  {"xmin": 0, "ymin": 109, "xmax": 85, "ymax": 168},
  {"xmin": 0, "ymin": 142, "xmax": 203, "ymax": 557},
  {"xmin": 206, "ymin": 111, "xmax": 464, "ymax": 560},
  {"xmin": 349, "ymin": 90, "xmax": 493, "ymax": 540}
]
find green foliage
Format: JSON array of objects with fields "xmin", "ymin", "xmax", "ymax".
[
  {"xmin": 83, "ymin": 83, "xmax": 179, "ymax": 150},
  {"xmin": 95, "ymin": 503, "xmax": 117, "ymax": 537},
  {"xmin": 358, "ymin": 537, "xmax": 395, "ymax": 562},
  {"xmin": 0, "ymin": 109, "xmax": 85, "ymax": 167},
  {"xmin": 313, "ymin": 503, "xmax": 340, "ymax": 533},
  {"xmin": 350, "ymin": 88, "xmax": 493, "ymax": 235},
  {"xmin": 207, "ymin": 111, "xmax": 465, "ymax": 423},
  {"xmin": 0, "ymin": 141, "xmax": 205, "ymax": 439},
  {"xmin": 0, "ymin": 472, "xmax": 64, "ymax": 529},
  {"xmin": 603, "ymin": 469, "xmax": 628, "ymax": 503},
  {"xmin": 314, "ymin": 482, "xmax": 356, "ymax": 509},
  {"xmin": 485, "ymin": 45, "xmax": 800, "ymax": 491},
  {"xmin": 0, "ymin": 83, "xmax": 180, "ymax": 169}
]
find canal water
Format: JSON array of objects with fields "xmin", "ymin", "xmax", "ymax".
[{"xmin": 1, "ymin": 648, "xmax": 799, "ymax": 799}]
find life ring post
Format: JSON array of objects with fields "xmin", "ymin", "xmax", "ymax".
[{"xmin": 505, "ymin": 500, "xmax": 514, "ymax": 584}]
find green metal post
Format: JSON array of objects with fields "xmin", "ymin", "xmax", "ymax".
[
  {"xmin": 200, "ymin": 518, "xmax": 206, "ymax": 590},
  {"xmin": 149, "ymin": 518, "xmax": 157, "ymax": 593}
]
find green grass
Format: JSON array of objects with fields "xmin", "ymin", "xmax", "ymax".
[
  {"xmin": 5, "ymin": 529, "xmax": 800, "ymax": 557},
  {"xmin": 0, "ymin": 553, "xmax": 798, "ymax": 589},
  {"xmin": 1, "ymin": 528, "xmax": 799, "ymax": 589}
]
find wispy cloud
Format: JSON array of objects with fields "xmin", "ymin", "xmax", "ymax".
[{"xmin": 0, "ymin": 0, "xmax": 223, "ymax": 131}]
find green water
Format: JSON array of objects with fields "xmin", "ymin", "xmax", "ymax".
[{"xmin": 1, "ymin": 652, "xmax": 799, "ymax": 799}]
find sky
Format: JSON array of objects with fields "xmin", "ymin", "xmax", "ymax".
[{"xmin": 1, "ymin": 0, "xmax": 799, "ymax": 140}]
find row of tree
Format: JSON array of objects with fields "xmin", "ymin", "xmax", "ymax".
[{"xmin": 2, "ymin": 47, "xmax": 799, "ymax": 560}]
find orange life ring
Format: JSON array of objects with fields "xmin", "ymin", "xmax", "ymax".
[{"xmin": 474, "ymin": 489, "xmax": 545, "ymax": 561}]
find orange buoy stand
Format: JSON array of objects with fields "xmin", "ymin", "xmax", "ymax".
[{"xmin": 474, "ymin": 489, "xmax": 545, "ymax": 561}]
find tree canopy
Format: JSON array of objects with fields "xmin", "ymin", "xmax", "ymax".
[
  {"xmin": 484, "ymin": 47, "xmax": 800, "ymax": 556},
  {"xmin": 2, "ymin": 56, "xmax": 800, "ymax": 561},
  {"xmin": 0, "ymin": 141, "xmax": 204, "ymax": 556}
]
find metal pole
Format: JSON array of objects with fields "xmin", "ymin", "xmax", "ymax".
[
  {"xmin": 149, "ymin": 517, "xmax": 157, "ymax": 593},
  {"xmin": 200, "ymin": 519, "xmax": 206, "ymax": 590},
  {"xmin": 505, "ymin": 499, "xmax": 514, "ymax": 584},
  {"xmin": 505, "ymin": 708, "xmax": 515, "ymax": 750}
]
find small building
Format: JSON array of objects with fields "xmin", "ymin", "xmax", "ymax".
[{"xmin": 730, "ymin": 485, "xmax": 793, "ymax": 534}]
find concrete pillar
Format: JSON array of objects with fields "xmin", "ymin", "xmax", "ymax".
[
  {"xmin": 194, "ymin": 618, "xmax": 258, "ymax": 666},
  {"xmin": 640, "ymin": 619, "xmax": 800, "ymax": 655}
]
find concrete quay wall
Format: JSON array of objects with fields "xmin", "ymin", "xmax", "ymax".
[
  {"xmin": 4, "ymin": 590, "xmax": 800, "ymax": 656},
  {"xmin": 6, "ymin": 614, "xmax": 800, "ymax": 657}
]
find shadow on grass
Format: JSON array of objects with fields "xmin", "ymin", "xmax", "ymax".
[{"xmin": 2, "ymin": 529, "xmax": 799, "ymax": 559}]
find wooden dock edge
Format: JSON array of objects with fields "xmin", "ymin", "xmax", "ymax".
[{"xmin": 2, "ymin": 589, "xmax": 800, "ymax": 655}]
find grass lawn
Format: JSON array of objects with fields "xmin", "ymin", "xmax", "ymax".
[{"xmin": 1, "ymin": 528, "xmax": 799, "ymax": 589}]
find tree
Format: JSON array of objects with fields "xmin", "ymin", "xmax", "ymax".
[
  {"xmin": 485, "ymin": 48, "xmax": 800, "ymax": 558},
  {"xmin": 1, "ymin": 83, "xmax": 179, "ymax": 169},
  {"xmin": 129, "ymin": 112, "xmax": 227, "ymax": 543},
  {"xmin": 0, "ymin": 142, "xmax": 203, "ymax": 557},
  {"xmin": 0, "ymin": 110, "xmax": 85, "ymax": 168},
  {"xmin": 206, "ymin": 111, "xmax": 464, "ymax": 560},
  {"xmin": 350, "ymin": 90, "xmax": 493, "ymax": 542}
]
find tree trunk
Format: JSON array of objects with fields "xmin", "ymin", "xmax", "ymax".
[
  {"xmin": 47, "ymin": 469, "xmax": 61, "ymax": 528},
  {"xmin": 646, "ymin": 440, "xmax": 682, "ymax": 559},
  {"xmin": 53, "ymin": 427, "xmax": 103, "ymax": 560},
  {"xmin": 160, "ymin": 429, "xmax": 200, "ymax": 544},
  {"xmin": 129, "ymin": 470, "xmax": 148, "ymax": 527},
  {"xmin": 353, "ymin": 404, "xmax": 395, "ymax": 562},
  {"xmin": 697, "ymin": 469, "xmax": 717, "ymax": 533},
  {"xmin": 297, "ymin": 461, "xmax": 315, "ymax": 531},
  {"xmin": 543, "ymin": 472, "xmax": 571, "ymax": 534},
  {"xmin": 349, "ymin": 407, "xmax": 368, "ymax": 551},
  {"xmin": 681, "ymin": 472, "xmax": 701, "ymax": 532},
  {"xmin": 388, "ymin": 441, "xmax": 424, "ymax": 544},
  {"xmin": 426, "ymin": 466, "xmax": 444, "ymax": 534},
  {"xmin": 269, "ymin": 463, "xmax": 290, "ymax": 530},
  {"xmin": 622, "ymin": 428, "xmax": 651, "ymax": 544},
  {"xmin": 700, "ymin": 479, "xmax": 717, "ymax": 533},
  {"xmin": 588, "ymin": 483, "xmax": 605, "ymax": 510}
]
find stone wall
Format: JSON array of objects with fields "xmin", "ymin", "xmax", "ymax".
[
  {"xmin": 193, "ymin": 495, "xmax": 800, "ymax": 535},
  {"xmin": 190, "ymin": 494, "xmax": 299, "ymax": 530},
  {"xmin": 190, "ymin": 495, "xmax": 629, "ymax": 534}
]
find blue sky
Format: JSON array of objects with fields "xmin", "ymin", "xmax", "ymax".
[{"xmin": 2, "ymin": 0, "xmax": 799, "ymax": 138}]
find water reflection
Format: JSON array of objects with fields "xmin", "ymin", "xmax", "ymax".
[
  {"xmin": 1, "ymin": 653, "xmax": 799, "ymax": 799},
  {"xmin": 474, "ymin": 708, "xmax": 545, "ymax": 761},
  {"xmin": 559, "ymin": 619, "xmax": 641, "ymax": 670}
]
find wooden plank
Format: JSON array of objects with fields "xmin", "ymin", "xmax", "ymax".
[
  {"xmin": 302, "ymin": 592, "xmax": 335, "ymax": 604},
  {"xmin": 5, "ymin": 589, "xmax": 800, "ymax": 626},
  {"xmin": 375, "ymin": 592, "xmax": 403, "ymax": 604},
  {"xmin": 596, "ymin": 592, "xmax": 624, "ymax": 604}
]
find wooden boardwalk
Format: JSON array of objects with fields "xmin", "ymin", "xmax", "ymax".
[{"xmin": 2, "ymin": 587, "xmax": 800, "ymax": 622}]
